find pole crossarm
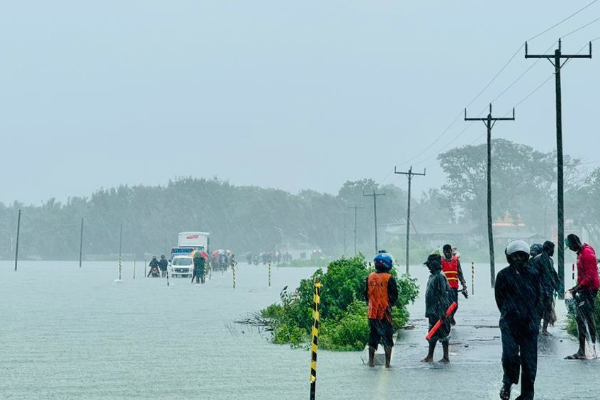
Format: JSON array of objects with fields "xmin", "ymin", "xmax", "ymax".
[
  {"xmin": 465, "ymin": 104, "xmax": 515, "ymax": 123},
  {"xmin": 525, "ymin": 40, "xmax": 592, "ymax": 61}
]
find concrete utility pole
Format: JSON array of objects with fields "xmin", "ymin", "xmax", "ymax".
[
  {"xmin": 363, "ymin": 191, "xmax": 386, "ymax": 255},
  {"xmin": 79, "ymin": 218, "xmax": 84, "ymax": 268},
  {"xmin": 465, "ymin": 103, "xmax": 515, "ymax": 288},
  {"xmin": 347, "ymin": 206, "xmax": 364, "ymax": 256},
  {"xmin": 525, "ymin": 39, "xmax": 592, "ymax": 299},
  {"xmin": 394, "ymin": 166, "xmax": 426, "ymax": 275}
]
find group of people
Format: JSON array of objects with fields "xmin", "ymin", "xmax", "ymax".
[
  {"xmin": 495, "ymin": 234, "xmax": 598, "ymax": 400},
  {"xmin": 364, "ymin": 234, "xmax": 599, "ymax": 400},
  {"xmin": 147, "ymin": 255, "xmax": 168, "ymax": 277}
]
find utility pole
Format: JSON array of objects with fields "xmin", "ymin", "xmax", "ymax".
[
  {"xmin": 342, "ymin": 212, "xmax": 347, "ymax": 256},
  {"xmin": 465, "ymin": 103, "xmax": 515, "ymax": 288},
  {"xmin": 394, "ymin": 166, "xmax": 426, "ymax": 275},
  {"xmin": 525, "ymin": 39, "xmax": 592, "ymax": 299},
  {"xmin": 79, "ymin": 218, "xmax": 84, "ymax": 268},
  {"xmin": 347, "ymin": 206, "xmax": 364, "ymax": 256},
  {"xmin": 14, "ymin": 209, "xmax": 21, "ymax": 272},
  {"xmin": 363, "ymin": 191, "xmax": 385, "ymax": 255}
]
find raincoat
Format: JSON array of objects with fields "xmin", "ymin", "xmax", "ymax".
[
  {"xmin": 425, "ymin": 270, "xmax": 451, "ymax": 342},
  {"xmin": 495, "ymin": 262, "xmax": 541, "ymax": 399}
]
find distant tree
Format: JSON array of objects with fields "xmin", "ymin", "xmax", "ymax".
[{"xmin": 437, "ymin": 139, "xmax": 578, "ymax": 234}]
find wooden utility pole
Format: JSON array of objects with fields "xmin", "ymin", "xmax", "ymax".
[
  {"xmin": 363, "ymin": 191, "xmax": 385, "ymax": 255},
  {"xmin": 394, "ymin": 166, "xmax": 426, "ymax": 275},
  {"xmin": 347, "ymin": 206, "xmax": 364, "ymax": 256},
  {"xmin": 465, "ymin": 103, "xmax": 515, "ymax": 288},
  {"xmin": 525, "ymin": 39, "xmax": 592, "ymax": 298}
]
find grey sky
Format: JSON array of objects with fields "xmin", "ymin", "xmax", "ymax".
[{"xmin": 1, "ymin": 1, "xmax": 599, "ymax": 205}]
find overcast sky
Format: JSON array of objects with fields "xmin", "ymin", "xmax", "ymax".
[{"xmin": 1, "ymin": 1, "xmax": 599, "ymax": 205}]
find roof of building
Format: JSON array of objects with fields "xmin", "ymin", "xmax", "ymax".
[{"xmin": 384, "ymin": 223, "xmax": 477, "ymax": 236}]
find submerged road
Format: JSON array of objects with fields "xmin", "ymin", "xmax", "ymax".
[{"xmin": 0, "ymin": 260, "xmax": 598, "ymax": 399}]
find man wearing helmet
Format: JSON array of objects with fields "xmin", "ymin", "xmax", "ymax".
[
  {"xmin": 147, "ymin": 256, "xmax": 160, "ymax": 277},
  {"xmin": 364, "ymin": 251, "xmax": 398, "ymax": 368},
  {"xmin": 495, "ymin": 240, "xmax": 541, "ymax": 400}
]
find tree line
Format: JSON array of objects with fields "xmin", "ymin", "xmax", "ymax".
[{"xmin": 0, "ymin": 139, "xmax": 597, "ymax": 260}]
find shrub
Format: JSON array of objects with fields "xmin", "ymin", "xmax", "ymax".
[
  {"xmin": 260, "ymin": 255, "xmax": 419, "ymax": 351},
  {"xmin": 566, "ymin": 291, "xmax": 600, "ymax": 338}
]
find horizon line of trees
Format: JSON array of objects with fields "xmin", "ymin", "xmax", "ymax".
[{"xmin": 0, "ymin": 139, "xmax": 598, "ymax": 261}]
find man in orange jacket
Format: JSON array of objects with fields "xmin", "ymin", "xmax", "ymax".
[{"xmin": 365, "ymin": 251, "xmax": 398, "ymax": 368}]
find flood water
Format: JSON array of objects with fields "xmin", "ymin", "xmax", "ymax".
[{"xmin": 1, "ymin": 260, "xmax": 599, "ymax": 399}]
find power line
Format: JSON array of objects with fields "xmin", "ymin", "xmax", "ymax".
[
  {"xmin": 562, "ymin": 15, "xmax": 600, "ymax": 38},
  {"xmin": 391, "ymin": 4, "xmax": 598, "ymax": 177},
  {"xmin": 527, "ymin": 0, "xmax": 598, "ymax": 42}
]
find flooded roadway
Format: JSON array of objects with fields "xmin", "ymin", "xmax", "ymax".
[{"xmin": 0, "ymin": 261, "xmax": 598, "ymax": 399}]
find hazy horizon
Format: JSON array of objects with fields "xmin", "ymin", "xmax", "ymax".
[{"xmin": 2, "ymin": 0, "xmax": 599, "ymax": 205}]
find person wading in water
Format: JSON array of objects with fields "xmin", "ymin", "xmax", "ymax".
[
  {"xmin": 565, "ymin": 233, "xmax": 599, "ymax": 360},
  {"xmin": 495, "ymin": 240, "xmax": 540, "ymax": 400},
  {"xmin": 364, "ymin": 251, "xmax": 398, "ymax": 368}
]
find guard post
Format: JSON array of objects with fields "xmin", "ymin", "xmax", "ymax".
[
  {"xmin": 309, "ymin": 278, "xmax": 322, "ymax": 400},
  {"xmin": 268, "ymin": 261, "xmax": 272, "ymax": 288},
  {"xmin": 471, "ymin": 262, "xmax": 475, "ymax": 296},
  {"xmin": 233, "ymin": 261, "xmax": 237, "ymax": 289}
]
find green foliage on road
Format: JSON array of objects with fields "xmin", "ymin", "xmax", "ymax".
[
  {"xmin": 260, "ymin": 255, "xmax": 419, "ymax": 350},
  {"xmin": 566, "ymin": 291, "xmax": 600, "ymax": 338}
]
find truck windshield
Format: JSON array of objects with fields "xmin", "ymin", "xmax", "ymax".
[{"xmin": 173, "ymin": 258, "xmax": 193, "ymax": 266}]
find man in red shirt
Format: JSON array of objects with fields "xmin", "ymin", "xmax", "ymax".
[{"xmin": 565, "ymin": 233, "xmax": 599, "ymax": 360}]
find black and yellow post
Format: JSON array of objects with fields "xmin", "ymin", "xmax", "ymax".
[
  {"xmin": 309, "ymin": 278, "xmax": 322, "ymax": 400},
  {"xmin": 233, "ymin": 261, "xmax": 237, "ymax": 289},
  {"xmin": 471, "ymin": 262, "xmax": 475, "ymax": 296},
  {"xmin": 268, "ymin": 261, "xmax": 272, "ymax": 287}
]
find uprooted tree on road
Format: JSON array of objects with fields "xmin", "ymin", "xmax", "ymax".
[{"xmin": 260, "ymin": 255, "xmax": 419, "ymax": 351}]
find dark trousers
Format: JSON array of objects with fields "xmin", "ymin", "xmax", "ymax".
[
  {"xmin": 501, "ymin": 325, "xmax": 538, "ymax": 399},
  {"xmin": 449, "ymin": 288, "xmax": 459, "ymax": 318}
]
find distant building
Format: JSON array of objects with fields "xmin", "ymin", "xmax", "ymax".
[
  {"xmin": 384, "ymin": 222, "xmax": 480, "ymax": 249},
  {"xmin": 493, "ymin": 232, "xmax": 547, "ymax": 250}
]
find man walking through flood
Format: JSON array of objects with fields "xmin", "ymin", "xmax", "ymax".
[
  {"xmin": 364, "ymin": 251, "xmax": 398, "ymax": 368},
  {"xmin": 530, "ymin": 242, "xmax": 560, "ymax": 336},
  {"xmin": 565, "ymin": 233, "xmax": 599, "ymax": 360},
  {"xmin": 158, "ymin": 255, "xmax": 168, "ymax": 278},
  {"xmin": 422, "ymin": 253, "xmax": 452, "ymax": 363},
  {"xmin": 442, "ymin": 244, "xmax": 467, "ymax": 325},
  {"xmin": 495, "ymin": 240, "xmax": 540, "ymax": 400}
]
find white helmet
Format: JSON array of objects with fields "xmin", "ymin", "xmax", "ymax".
[{"xmin": 506, "ymin": 240, "xmax": 530, "ymax": 255}]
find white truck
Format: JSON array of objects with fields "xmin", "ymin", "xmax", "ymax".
[{"xmin": 169, "ymin": 232, "xmax": 210, "ymax": 278}]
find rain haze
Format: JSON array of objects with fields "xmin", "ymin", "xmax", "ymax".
[
  {"xmin": 2, "ymin": 2, "xmax": 600, "ymax": 400},
  {"xmin": 1, "ymin": 0, "xmax": 599, "ymax": 204}
]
